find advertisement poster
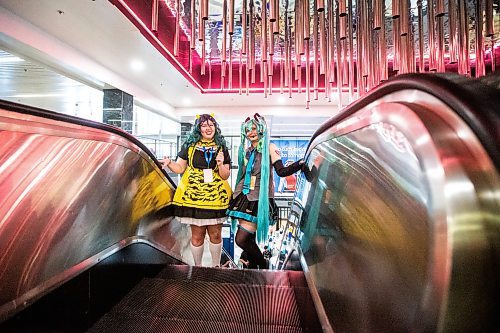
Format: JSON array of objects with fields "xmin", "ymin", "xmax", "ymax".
[{"xmin": 270, "ymin": 139, "xmax": 309, "ymax": 194}]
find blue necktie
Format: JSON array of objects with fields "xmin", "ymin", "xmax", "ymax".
[{"xmin": 242, "ymin": 150, "xmax": 256, "ymax": 195}]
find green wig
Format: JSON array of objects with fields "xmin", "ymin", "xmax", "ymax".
[{"xmin": 182, "ymin": 114, "xmax": 227, "ymax": 150}]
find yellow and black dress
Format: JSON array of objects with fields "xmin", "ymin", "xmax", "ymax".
[{"xmin": 172, "ymin": 140, "xmax": 232, "ymax": 226}]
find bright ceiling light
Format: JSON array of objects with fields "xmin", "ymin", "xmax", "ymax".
[
  {"xmin": 182, "ymin": 97, "xmax": 191, "ymax": 106},
  {"xmin": 130, "ymin": 59, "xmax": 145, "ymax": 71},
  {"xmin": 277, "ymin": 96, "xmax": 287, "ymax": 104},
  {"xmin": 273, "ymin": 123, "xmax": 322, "ymax": 126},
  {"xmin": 10, "ymin": 93, "xmax": 64, "ymax": 98},
  {"xmin": 272, "ymin": 129, "xmax": 315, "ymax": 132}
]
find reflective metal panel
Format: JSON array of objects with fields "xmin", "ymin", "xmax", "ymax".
[
  {"xmin": 297, "ymin": 121, "xmax": 430, "ymax": 332},
  {"xmin": 294, "ymin": 94, "xmax": 499, "ymax": 331},
  {"xmin": 0, "ymin": 108, "xmax": 181, "ymax": 320}
]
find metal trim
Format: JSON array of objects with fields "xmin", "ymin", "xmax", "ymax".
[
  {"xmin": 0, "ymin": 236, "xmax": 184, "ymax": 322},
  {"xmin": 298, "ymin": 247, "xmax": 334, "ymax": 333}
]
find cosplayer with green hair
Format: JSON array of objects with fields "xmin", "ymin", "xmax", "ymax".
[
  {"xmin": 227, "ymin": 113, "xmax": 304, "ymax": 269},
  {"xmin": 163, "ymin": 114, "xmax": 232, "ymax": 267},
  {"xmin": 183, "ymin": 114, "xmax": 227, "ymax": 151}
]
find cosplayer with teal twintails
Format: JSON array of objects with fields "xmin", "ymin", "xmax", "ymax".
[{"xmin": 227, "ymin": 113, "xmax": 304, "ymax": 269}]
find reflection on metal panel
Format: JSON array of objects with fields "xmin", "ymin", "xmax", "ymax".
[
  {"xmin": 299, "ymin": 126, "xmax": 429, "ymax": 332},
  {"xmin": 294, "ymin": 97, "xmax": 499, "ymax": 332},
  {"xmin": 0, "ymin": 108, "xmax": 179, "ymax": 320}
]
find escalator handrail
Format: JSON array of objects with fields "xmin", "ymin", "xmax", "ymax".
[
  {"xmin": 308, "ymin": 73, "xmax": 500, "ymax": 170},
  {"xmin": 0, "ymin": 99, "xmax": 175, "ymax": 184}
]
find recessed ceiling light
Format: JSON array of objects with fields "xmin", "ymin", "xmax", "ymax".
[
  {"xmin": 10, "ymin": 93, "xmax": 64, "ymax": 98},
  {"xmin": 182, "ymin": 97, "xmax": 191, "ymax": 105},
  {"xmin": 130, "ymin": 59, "xmax": 145, "ymax": 71}
]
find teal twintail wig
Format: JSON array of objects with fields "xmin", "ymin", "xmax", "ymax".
[{"xmin": 234, "ymin": 113, "xmax": 271, "ymax": 244}]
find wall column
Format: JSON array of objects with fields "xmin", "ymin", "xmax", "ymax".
[{"xmin": 103, "ymin": 88, "xmax": 133, "ymax": 133}]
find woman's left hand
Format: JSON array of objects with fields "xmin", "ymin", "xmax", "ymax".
[{"xmin": 216, "ymin": 151, "xmax": 224, "ymax": 166}]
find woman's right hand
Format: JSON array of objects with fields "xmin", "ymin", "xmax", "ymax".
[{"xmin": 162, "ymin": 158, "xmax": 172, "ymax": 169}]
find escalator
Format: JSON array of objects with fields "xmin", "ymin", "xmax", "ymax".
[
  {"xmin": 0, "ymin": 100, "xmax": 321, "ymax": 332},
  {"xmin": 88, "ymin": 264, "xmax": 319, "ymax": 332},
  {"xmin": 292, "ymin": 73, "xmax": 499, "ymax": 332},
  {"xmin": 1, "ymin": 72, "xmax": 499, "ymax": 332},
  {"xmin": 1, "ymin": 242, "xmax": 320, "ymax": 332}
]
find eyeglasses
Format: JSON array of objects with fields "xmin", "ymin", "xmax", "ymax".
[{"xmin": 200, "ymin": 122, "xmax": 215, "ymax": 128}]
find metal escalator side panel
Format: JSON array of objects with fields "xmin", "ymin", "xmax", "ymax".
[
  {"xmin": 0, "ymin": 107, "xmax": 181, "ymax": 321},
  {"xmin": 293, "ymin": 95, "xmax": 499, "ymax": 332}
]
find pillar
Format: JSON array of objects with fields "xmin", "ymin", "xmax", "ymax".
[{"xmin": 103, "ymin": 88, "xmax": 133, "ymax": 134}]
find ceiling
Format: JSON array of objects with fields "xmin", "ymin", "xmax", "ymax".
[
  {"xmin": 1, "ymin": 0, "xmax": 498, "ymax": 126},
  {"xmin": 0, "ymin": 49, "xmax": 105, "ymax": 117},
  {"xmin": 0, "ymin": 0, "xmax": 338, "ymax": 122}
]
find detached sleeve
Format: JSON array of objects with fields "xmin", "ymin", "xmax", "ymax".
[{"xmin": 273, "ymin": 159, "xmax": 303, "ymax": 177}]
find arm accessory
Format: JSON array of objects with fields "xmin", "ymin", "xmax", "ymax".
[{"xmin": 273, "ymin": 159, "xmax": 303, "ymax": 177}]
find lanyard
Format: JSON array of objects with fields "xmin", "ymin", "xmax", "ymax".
[{"xmin": 202, "ymin": 146, "xmax": 214, "ymax": 168}]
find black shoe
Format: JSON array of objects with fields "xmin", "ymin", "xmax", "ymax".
[{"xmin": 257, "ymin": 259, "xmax": 269, "ymax": 270}]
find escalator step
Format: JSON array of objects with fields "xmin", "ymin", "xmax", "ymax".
[
  {"xmin": 154, "ymin": 318, "xmax": 306, "ymax": 333},
  {"xmin": 107, "ymin": 278, "xmax": 182, "ymax": 317},
  {"xmin": 154, "ymin": 264, "xmax": 191, "ymax": 280},
  {"xmin": 156, "ymin": 265, "xmax": 292, "ymax": 286},
  {"xmin": 88, "ymin": 313, "xmax": 306, "ymax": 333},
  {"xmin": 86, "ymin": 313, "xmax": 159, "ymax": 333},
  {"xmin": 110, "ymin": 278, "xmax": 302, "ymax": 327},
  {"xmin": 87, "ymin": 265, "xmax": 321, "ymax": 332}
]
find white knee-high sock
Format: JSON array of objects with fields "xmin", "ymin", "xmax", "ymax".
[
  {"xmin": 191, "ymin": 243, "xmax": 204, "ymax": 266},
  {"xmin": 209, "ymin": 241, "xmax": 222, "ymax": 267}
]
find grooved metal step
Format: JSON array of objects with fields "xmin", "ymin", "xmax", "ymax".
[
  {"xmin": 155, "ymin": 265, "xmax": 298, "ymax": 286},
  {"xmin": 87, "ymin": 265, "xmax": 321, "ymax": 333},
  {"xmin": 88, "ymin": 313, "xmax": 306, "ymax": 333}
]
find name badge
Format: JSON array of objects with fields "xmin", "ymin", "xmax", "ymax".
[
  {"xmin": 203, "ymin": 169, "xmax": 213, "ymax": 183},
  {"xmin": 250, "ymin": 176, "xmax": 256, "ymax": 190}
]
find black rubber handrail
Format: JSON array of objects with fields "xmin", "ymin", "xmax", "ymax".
[
  {"xmin": 0, "ymin": 99, "xmax": 175, "ymax": 184},
  {"xmin": 309, "ymin": 73, "xmax": 500, "ymax": 170}
]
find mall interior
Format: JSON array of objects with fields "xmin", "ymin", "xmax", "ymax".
[{"xmin": 1, "ymin": 1, "xmax": 499, "ymax": 332}]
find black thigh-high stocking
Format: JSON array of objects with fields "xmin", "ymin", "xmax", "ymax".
[{"xmin": 235, "ymin": 226, "xmax": 268, "ymax": 269}]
